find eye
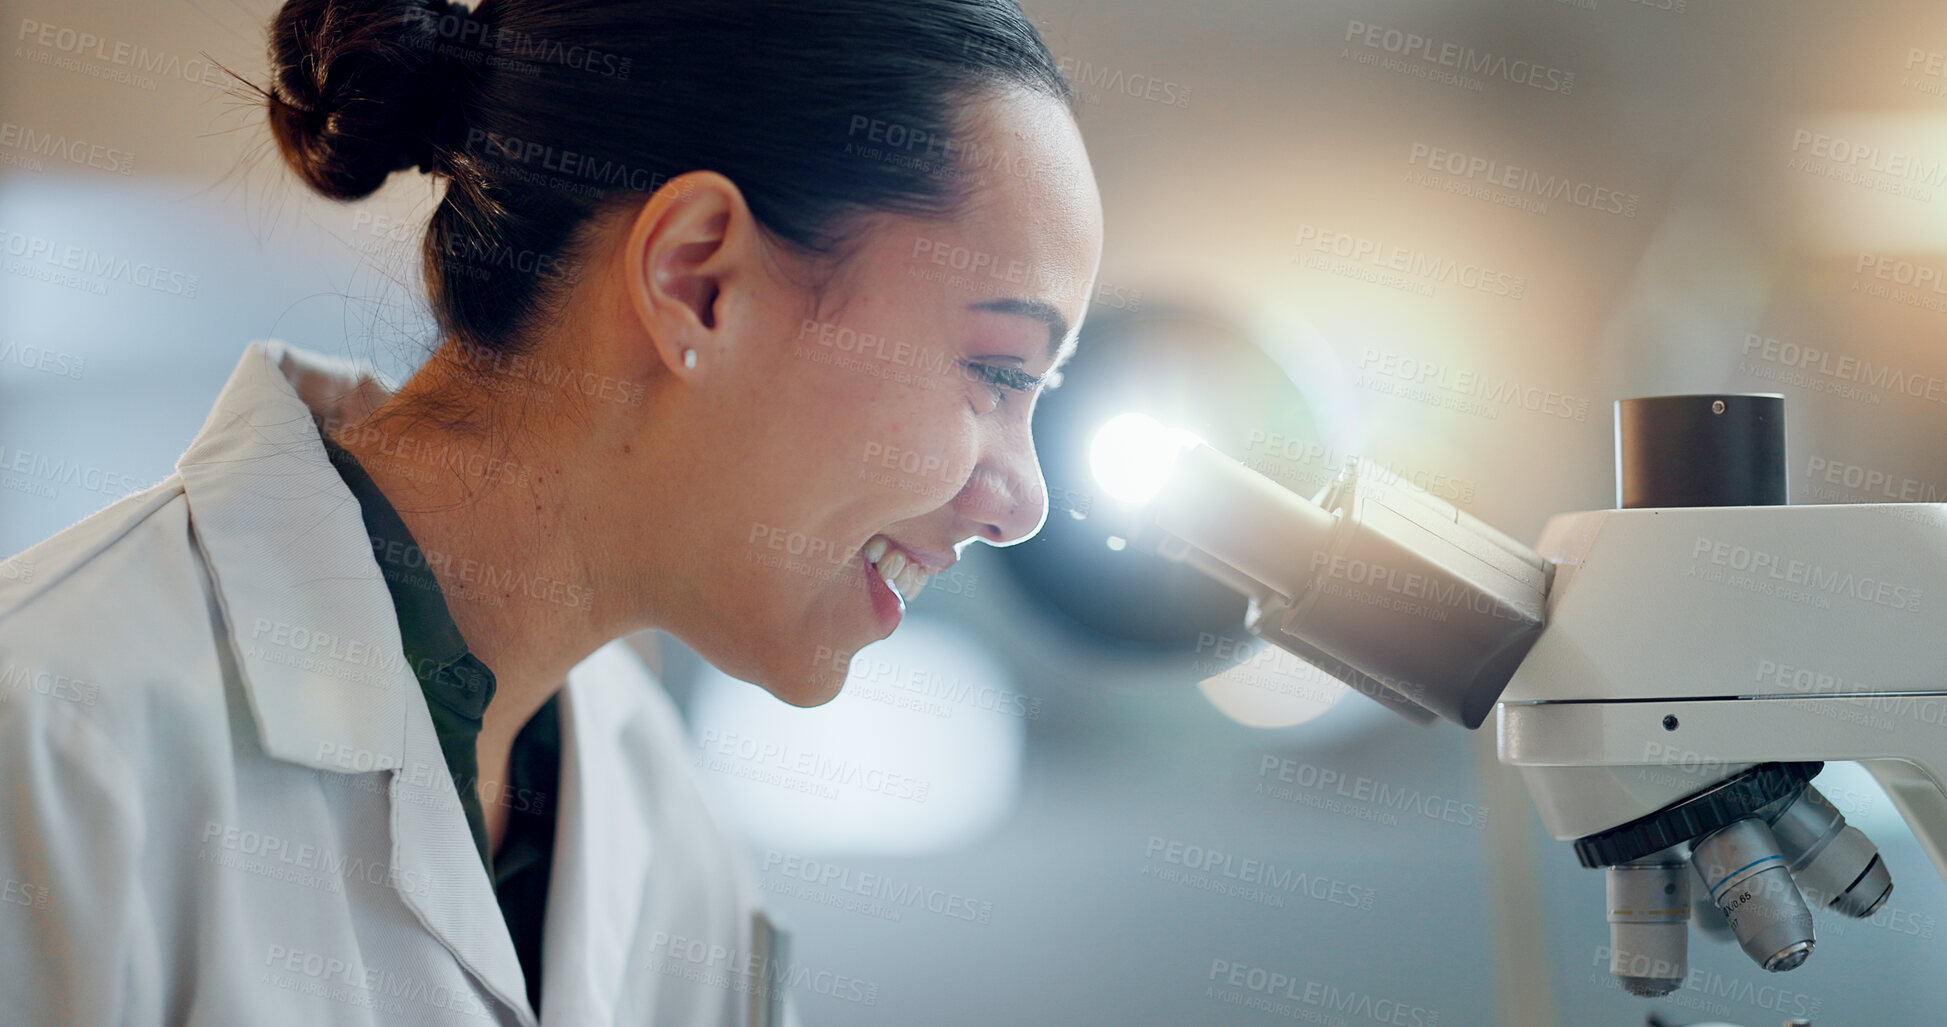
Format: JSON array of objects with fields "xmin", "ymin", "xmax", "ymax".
[{"xmin": 959, "ymin": 360, "xmax": 1044, "ymax": 410}]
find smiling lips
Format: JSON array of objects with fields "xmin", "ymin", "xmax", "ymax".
[{"xmin": 863, "ymin": 533, "xmax": 938, "ymax": 603}]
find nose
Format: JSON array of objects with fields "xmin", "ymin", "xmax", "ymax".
[{"xmin": 952, "ymin": 422, "xmax": 1048, "ymax": 547}]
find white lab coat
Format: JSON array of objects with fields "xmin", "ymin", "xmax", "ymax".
[{"xmin": 0, "ymin": 341, "xmax": 795, "ymax": 1026}]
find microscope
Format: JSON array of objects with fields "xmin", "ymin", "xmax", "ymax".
[{"xmin": 1089, "ymin": 393, "xmax": 1932, "ymax": 1005}]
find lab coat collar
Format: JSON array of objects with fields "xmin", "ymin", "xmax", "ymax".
[
  {"xmin": 177, "ymin": 340, "xmax": 539, "ymax": 1024},
  {"xmin": 177, "ymin": 339, "xmax": 420, "ymax": 773}
]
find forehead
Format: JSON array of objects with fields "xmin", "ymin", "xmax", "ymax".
[
  {"xmin": 951, "ymin": 88, "xmax": 1103, "ymax": 253},
  {"xmin": 946, "ymin": 89, "xmax": 1104, "ymax": 325},
  {"xmin": 831, "ymin": 89, "xmax": 1102, "ymax": 351}
]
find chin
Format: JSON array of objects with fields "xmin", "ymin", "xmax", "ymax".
[
  {"xmin": 706, "ymin": 636, "xmax": 851, "ymax": 708},
  {"xmin": 758, "ymin": 661, "xmax": 847, "ymax": 708}
]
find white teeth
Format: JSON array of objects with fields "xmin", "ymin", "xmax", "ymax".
[
  {"xmin": 865, "ymin": 534, "xmax": 930, "ymax": 604},
  {"xmin": 895, "ymin": 563, "xmax": 929, "ymax": 602}
]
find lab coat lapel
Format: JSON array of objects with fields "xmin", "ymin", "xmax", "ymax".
[
  {"xmin": 543, "ymin": 645, "xmax": 656, "ymax": 1024},
  {"xmin": 176, "ymin": 339, "xmax": 417, "ymax": 770},
  {"xmin": 390, "ymin": 690, "xmax": 540, "ymax": 1026},
  {"xmin": 178, "ymin": 339, "xmax": 538, "ymax": 1023}
]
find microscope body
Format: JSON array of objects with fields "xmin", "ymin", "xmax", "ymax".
[
  {"xmin": 1498, "ymin": 501, "xmax": 1947, "ymax": 886},
  {"xmin": 1089, "ymin": 395, "xmax": 1929, "ymax": 1001}
]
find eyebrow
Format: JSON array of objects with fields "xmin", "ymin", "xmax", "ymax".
[{"xmin": 968, "ymin": 297, "xmax": 1071, "ymax": 362}]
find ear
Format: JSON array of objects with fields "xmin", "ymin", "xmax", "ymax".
[{"xmin": 621, "ymin": 171, "xmax": 750, "ymax": 377}]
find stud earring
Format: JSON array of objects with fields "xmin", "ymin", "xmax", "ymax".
[{"xmin": 682, "ymin": 348, "xmax": 697, "ymax": 369}]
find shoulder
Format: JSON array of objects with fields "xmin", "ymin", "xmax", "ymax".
[
  {"xmin": 0, "ymin": 476, "xmax": 236, "ymax": 766},
  {"xmin": 0, "ymin": 474, "xmax": 198, "ymax": 630}
]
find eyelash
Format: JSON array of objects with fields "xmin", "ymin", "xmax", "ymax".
[{"xmin": 961, "ymin": 361, "xmax": 1044, "ymax": 398}]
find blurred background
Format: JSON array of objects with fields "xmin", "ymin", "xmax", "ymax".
[{"xmin": 5, "ymin": 0, "xmax": 1947, "ymax": 1023}]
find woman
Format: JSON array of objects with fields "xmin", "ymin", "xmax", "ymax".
[{"xmin": 0, "ymin": 0, "xmax": 1102, "ymax": 1022}]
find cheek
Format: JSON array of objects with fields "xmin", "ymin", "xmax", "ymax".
[
  {"xmin": 804, "ymin": 371, "xmax": 977, "ymax": 507},
  {"xmin": 862, "ymin": 405, "xmax": 980, "ymax": 506}
]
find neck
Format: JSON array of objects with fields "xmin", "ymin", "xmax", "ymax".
[{"xmin": 331, "ymin": 346, "xmax": 632, "ymax": 752}]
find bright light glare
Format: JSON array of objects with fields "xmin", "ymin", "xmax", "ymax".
[
  {"xmin": 1089, "ymin": 412, "xmax": 1200, "ymax": 506},
  {"xmin": 1195, "ymin": 638, "xmax": 1349, "ymax": 728}
]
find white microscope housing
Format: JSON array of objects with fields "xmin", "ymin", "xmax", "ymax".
[{"xmin": 1091, "ymin": 393, "xmax": 1934, "ymax": 1003}]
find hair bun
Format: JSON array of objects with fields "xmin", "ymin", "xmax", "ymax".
[{"xmin": 266, "ymin": 0, "xmax": 477, "ymax": 200}]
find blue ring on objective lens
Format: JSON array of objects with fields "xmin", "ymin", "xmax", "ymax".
[{"xmin": 1707, "ymin": 854, "xmax": 1783, "ymax": 900}]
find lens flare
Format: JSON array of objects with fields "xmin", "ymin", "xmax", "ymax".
[{"xmin": 1087, "ymin": 412, "xmax": 1201, "ymax": 507}]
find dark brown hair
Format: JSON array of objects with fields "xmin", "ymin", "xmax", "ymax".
[{"xmin": 262, "ymin": 0, "xmax": 1073, "ymax": 360}]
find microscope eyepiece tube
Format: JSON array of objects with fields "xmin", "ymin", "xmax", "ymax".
[
  {"xmin": 1768, "ymin": 785, "xmax": 1894, "ymax": 919},
  {"xmin": 1690, "ymin": 817, "xmax": 1816, "ymax": 972},
  {"xmin": 1089, "ymin": 415, "xmax": 1547, "ymax": 727},
  {"xmin": 1145, "ymin": 441, "xmax": 1341, "ymax": 600},
  {"xmin": 1606, "ymin": 860, "xmax": 1690, "ymax": 997}
]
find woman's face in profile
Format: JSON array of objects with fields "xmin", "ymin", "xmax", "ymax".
[{"xmin": 677, "ymin": 87, "xmax": 1103, "ymax": 706}]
